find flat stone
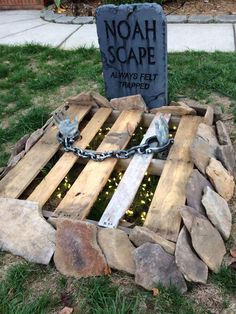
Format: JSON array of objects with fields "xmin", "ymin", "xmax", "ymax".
[
  {"xmin": 215, "ymin": 15, "xmax": 236, "ymax": 23},
  {"xmin": 56, "ymin": 16, "xmax": 76, "ymax": 24},
  {"xmin": 61, "ymin": 24, "xmax": 99, "ymax": 50},
  {"xmin": 72, "ymin": 16, "xmax": 94, "ymax": 24},
  {"xmin": 186, "ymin": 169, "xmax": 213, "ymax": 215},
  {"xmin": 67, "ymin": 91, "xmax": 92, "ymax": 105},
  {"xmin": 175, "ymin": 226, "xmax": 208, "ymax": 283},
  {"xmin": 150, "ymin": 105, "xmax": 196, "ymax": 116},
  {"xmin": 43, "ymin": 10, "xmax": 61, "ymax": 22},
  {"xmin": 206, "ymin": 157, "xmax": 235, "ymax": 201},
  {"xmin": 166, "ymin": 15, "xmax": 187, "ymax": 23},
  {"xmin": 98, "ymin": 228, "xmax": 135, "ymax": 274},
  {"xmin": 180, "ymin": 205, "xmax": 226, "ymax": 272},
  {"xmin": 202, "ymin": 186, "xmax": 232, "ymax": 240},
  {"xmin": 198, "ymin": 123, "xmax": 219, "ymax": 147},
  {"xmin": 203, "ymin": 106, "xmax": 214, "ymax": 125},
  {"xmin": 168, "ymin": 24, "xmax": 235, "ymax": 53},
  {"xmin": 0, "ymin": 198, "xmax": 55, "ymax": 265},
  {"xmin": 0, "ymin": 19, "xmax": 46, "ymax": 39},
  {"xmin": 54, "ymin": 220, "xmax": 108, "ymax": 278},
  {"xmin": 188, "ymin": 15, "xmax": 214, "ymax": 23},
  {"xmin": 190, "ymin": 123, "xmax": 218, "ymax": 174},
  {"xmin": 0, "ymin": 23, "xmax": 79, "ymax": 47},
  {"xmin": 133, "ymin": 243, "xmax": 187, "ymax": 292},
  {"xmin": 91, "ymin": 92, "xmax": 110, "ymax": 108},
  {"xmin": 129, "ymin": 226, "xmax": 175, "ymax": 255},
  {"xmin": 110, "ymin": 95, "xmax": 147, "ymax": 112},
  {"xmin": 216, "ymin": 144, "xmax": 235, "ymax": 174},
  {"xmin": 216, "ymin": 120, "xmax": 232, "ymax": 145}
]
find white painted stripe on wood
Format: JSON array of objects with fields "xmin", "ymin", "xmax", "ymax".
[{"xmin": 98, "ymin": 113, "xmax": 171, "ymax": 228}]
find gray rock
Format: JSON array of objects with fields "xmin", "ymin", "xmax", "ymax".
[
  {"xmin": 206, "ymin": 157, "xmax": 235, "ymax": 201},
  {"xmin": 72, "ymin": 16, "xmax": 94, "ymax": 24},
  {"xmin": 129, "ymin": 226, "xmax": 175, "ymax": 255},
  {"xmin": 190, "ymin": 123, "xmax": 218, "ymax": 174},
  {"xmin": 214, "ymin": 15, "xmax": 236, "ymax": 23},
  {"xmin": 98, "ymin": 228, "xmax": 135, "ymax": 274},
  {"xmin": 216, "ymin": 144, "xmax": 235, "ymax": 174},
  {"xmin": 54, "ymin": 220, "xmax": 108, "ymax": 278},
  {"xmin": 0, "ymin": 198, "xmax": 55, "ymax": 265},
  {"xmin": 180, "ymin": 205, "xmax": 226, "ymax": 273},
  {"xmin": 133, "ymin": 243, "xmax": 187, "ymax": 293},
  {"xmin": 202, "ymin": 186, "xmax": 232, "ymax": 240},
  {"xmin": 166, "ymin": 15, "xmax": 187, "ymax": 23},
  {"xmin": 186, "ymin": 169, "xmax": 213, "ymax": 215},
  {"xmin": 188, "ymin": 15, "xmax": 213, "ymax": 23},
  {"xmin": 96, "ymin": 4, "xmax": 167, "ymax": 108},
  {"xmin": 175, "ymin": 226, "xmax": 208, "ymax": 283},
  {"xmin": 43, "ymin": 10, "xmax": 61, "ymax": 22},
  {"xmin": 56, "ymin": 16, "xmax": 76, "ymax": 24},
  {"xmin": 216, "ymin": 120, "xmax": 232, "ymax": 146}
]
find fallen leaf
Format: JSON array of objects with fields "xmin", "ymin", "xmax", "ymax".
[
  {"xmin": 152, "ymin": 288, "xmax": 160, "ymax": 296},
  {"xmin": 230, "ymin": 248, "xmax": 236, "ymax": 258},
  {"xmin": 58, "ymin": 306, "xmax": 73, "ymax": 314},
  {"xmin": 104, "ymin": 265, "xmax": 112, "ymax": 276}
]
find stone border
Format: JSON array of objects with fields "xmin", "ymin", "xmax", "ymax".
[{"xmin": 40, "ymin": 10, "xmax": 236, "ymax": 25}]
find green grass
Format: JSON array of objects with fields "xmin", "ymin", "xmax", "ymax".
[
  {"xmin": 0, "ymin": 261, "xmax": 209, "ymax": 314},
  {"xmin": 0, "ymin": 262, "xmax": 58, "ymax": 314},
  {"xmin": 210, "ymin": 266, "xmax": 236, "ymax": 294},
  {"xmin": 0, "ymin": 45, "xmax": 236, "ymax": 167},
  {"xmin": 0, "ymin": 45, "xmax": 236, "ymax": 313}
]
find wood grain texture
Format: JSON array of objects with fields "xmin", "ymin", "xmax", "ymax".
[
  {"xmin": 27, "ymin": 108, "xmax": 112, "ymax": 207},
  {"xmin": 0, "ymin": 105, "xmax": 91, "ymax": 199},
  {"xmin": 98, "ymin": 113, "xmax": 170, "ymax": 228},
  {"xmin": 52, "ymin": 110, "xmax": 142, "ymax": 220},
  {"xmin": 144, "ymin": 115, "xmax": 202, "ymax": 242}
]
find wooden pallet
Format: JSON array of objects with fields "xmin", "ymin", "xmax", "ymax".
[{"xmin": 0, "ymin": 103, "xmax": 204, "ymax": 242}]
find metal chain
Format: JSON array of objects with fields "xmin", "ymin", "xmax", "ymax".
[{"xmin": 57, "ymin": 131, "xmax": 174, "ymax": 162}]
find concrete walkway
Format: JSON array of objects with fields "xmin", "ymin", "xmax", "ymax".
[{"xmin": 0, "ymin": 10, "xmax": 235, "ymax": 52}]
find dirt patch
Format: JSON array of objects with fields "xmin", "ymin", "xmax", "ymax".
[
  {"xmin": 188, "ymin": 283, "xmax": 225, "ymax": 314},
  {"xmin": 0, "ymin": 253, "xmax": 25, "ymax": 280}
]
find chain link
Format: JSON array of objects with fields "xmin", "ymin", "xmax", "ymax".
[{"xmin": 57, "ymin": 131, "xmax": 174, "ymax": 162}]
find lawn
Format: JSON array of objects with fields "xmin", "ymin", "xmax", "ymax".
[{"xmin": 0, "ymin": 45, "xmax": 236, "ymax": 313}]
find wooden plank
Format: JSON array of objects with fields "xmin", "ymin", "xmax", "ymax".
[
  {"xmin": 52, "ymin": 110, "xmax": 142, "ymax": 220},
  {"xmin": 98, "ymin": 113, "xmax": 171, "ymax": 228},
  {"xmin": 27, "ymin": 108, "xmax": 112, "ymax": 207},
  {"xmin": 144, "ymin": 115, "xmax": 202, "ymax": 242},
  {"xmin": 0, "ymin": 105, "xmax": 91, "ymax": 199}
]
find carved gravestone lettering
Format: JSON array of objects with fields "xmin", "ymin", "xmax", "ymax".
[{"xmin": 96, "ymin": 4, "xmax": 167, "ymax": 108}]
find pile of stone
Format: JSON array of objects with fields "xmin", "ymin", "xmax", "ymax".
[
  {"xmin": 50, "ymin": 112, "xmax": 236, "ymax": 293},
  {"xmin": 0, "ymin": 99, "xmax": 235, "ymax": 294}
]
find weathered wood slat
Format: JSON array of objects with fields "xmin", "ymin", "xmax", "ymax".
[
  {"xmin": 27, "ymin": 108, "xmax": 112, "ymax": 207},
  {"xmin": 53, "ymin": 110, "xmax": 142, "ymax": 220},
  {"xmin": 0, "ymin": 105, "xmax": 91, "ymax": 199},
  {"xmin": 98, "ymin": 113, "xmax": 171, "ymax": 228},
  {"xmin": 144, "ymin": 115, "xmax": 202, "ymax": 242}
]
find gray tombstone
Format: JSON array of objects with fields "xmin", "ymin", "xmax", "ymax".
[{"xmin": 96, "ymin": 3, "xmax": 167, "ymax": 109}]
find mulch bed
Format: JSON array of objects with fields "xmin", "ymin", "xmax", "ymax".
[{"xmin": 53, "ymin": 0, "xmax": 236, "ymax": 17}]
